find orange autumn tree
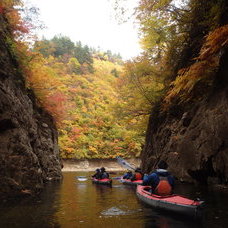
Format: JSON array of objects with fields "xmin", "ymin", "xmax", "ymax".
[
  {"xmin": 164, "ymin": 25, "xmax": 228, "ymax": 106},
  {"xmin": 1, "ymin": 0, "xmax": 68, "ymax": 126}
]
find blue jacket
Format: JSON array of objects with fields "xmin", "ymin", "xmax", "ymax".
[
  {"xmin": 143, "ymin": 169, "xmax": 174, "ymax": 190},
  {"xmin": 100, "ymin": 171, "xmax": 109, "ymax": 179},
  {"xmin": 123, "ymin": 172, "xmax": 133, "ymax": 179}
]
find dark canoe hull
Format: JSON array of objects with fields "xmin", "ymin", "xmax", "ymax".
[
  {"xmin": 137, "ymin": 186, "xmax": 204, "ymax": 219},
  {"xmin": 121, "ymin": 178, "xmax": 143, "ymax": 186},
  {"xmin": 92, "ymin": 178, "xmax": 112, "ymax": 185}
]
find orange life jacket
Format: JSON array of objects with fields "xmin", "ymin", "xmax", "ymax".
[
  {"xmin": 154, "ymin": 176, "xmax": 172, "ymax": 196},
  {"xmin": 135, "ymin": 172, "xmax": 143, "ymax": 180}
]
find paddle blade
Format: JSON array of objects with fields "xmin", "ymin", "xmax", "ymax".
[
  {"xmin": 112, "ymin": 176, "xmax": 122, "ymax": 180},
  {"xmin": 77, "ymin": 176, "xmax": 88, "ymax": 181},
  {"xmin": 116, "ymin": 156, "xmax": 135, "ymax": 170}
]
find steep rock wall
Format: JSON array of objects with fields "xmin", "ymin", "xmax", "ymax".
[
  {"xmin": 0, "ymin": 15, "xmax": 62, "ymax": 199},
  {"xmin": 141, "ymin": 49, "xmax": 228, "ymax": 185}
]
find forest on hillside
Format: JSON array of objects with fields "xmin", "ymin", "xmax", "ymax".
[
  {"xmin": 32, "ymin": 36, "xmax": 145, "ymax": 159},
  {"xmin": 1, "ymin": 0, "xmax": 227, "ymax": 159}
]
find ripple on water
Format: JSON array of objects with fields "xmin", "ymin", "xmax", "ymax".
[{"xmin": 101, "ymin": 206, "xmax": 139, "ymax": 216}]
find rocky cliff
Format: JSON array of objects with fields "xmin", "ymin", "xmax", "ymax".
[
  {"xmin": 0, "ymin": 15, "xmax": 62, "ymax": 199},
  {"xmin": 140, "ymin": 0, "xmax": 228, "ymax": 185},
  {"xmin": 141, "ymin": 47, "xmax": 228, "ymax": 185}
]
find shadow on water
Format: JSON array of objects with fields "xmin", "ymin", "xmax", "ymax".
[
  {"xmin": 0, "ymin": 181, "xmax": 62, "ymax": 228},
  {"xmin": 0, "ymin": 172, "xmax": 228, "ymax": 227}
]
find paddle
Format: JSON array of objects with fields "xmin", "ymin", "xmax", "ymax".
[
  {"xmin": 116, "ymin": 156, "xmax": 136, "ymax": 171},
  {"xmin": 77, "ymin": 176, "xmax": 88, "ymax": 181},
  {"xmin": 112, "ymin": 176, "xmax": 122, "ymax": 180}
]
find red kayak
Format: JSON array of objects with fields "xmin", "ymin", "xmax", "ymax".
[
  {"xmin": 137, "ymin": 185, "xmax": 204, "ymax": 218},
  {"xmin": 92, "ymin": 178, "xmax": 112, "ymax": 185},
  {"xmin": 121, "ymin": 178, "xmax": 143, "ymax": 186}
]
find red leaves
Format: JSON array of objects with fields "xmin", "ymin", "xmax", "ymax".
[
  {"xmin": 47, "ymin": 92, "xmax": 66, "ymax": 104},
  {"xmin": 0, "ymin": 6, "xmax": 4, "ymax": 14},
  {"xmin": 43, "ymin": 92, "xmax": 67, "ymax": 126}
]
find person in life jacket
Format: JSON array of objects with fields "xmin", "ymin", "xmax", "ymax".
[
  {"xmin": 143, "ymin": 160, "xmax": 174, "ymax": 196},
  {"xmin": 100, "ymin": 167, "xmax": 109, "ymax": 179},
  {"xmin": 123, "ymin": 170, "xmax": 133, "ymax": 179},
  {"xmin": 92, "ymin": 168, "xmax": 101, "ymax": 179},
  {"xmin": 131, "ymin": 167, "xmax": 143, "ymax": 181}
]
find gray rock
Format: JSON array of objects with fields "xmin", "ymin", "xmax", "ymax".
[
  {"xmin": 141, "ymin": 50, "xmax": 228, "ymax": 185},
  {"xmin": 0, "ymin": 14, "xmax": 62, "ymax": 199}
]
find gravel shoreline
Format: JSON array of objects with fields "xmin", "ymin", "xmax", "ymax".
[
  {"xmin": 61, "ymin": 159, "xmax": 141, "ymax": 172},
  {"xmin": 62, "ymin": 167, "xmax": 125, "ymax": 172}
]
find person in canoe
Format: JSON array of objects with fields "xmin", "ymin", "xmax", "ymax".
[
  {"xmin": 99, "ymin": 167, "xmax": 109, "ymax": 179},
  {"xmin": 143, "ymin": 160, "xmax": 175, "ymax": 196},
  {"xmin": 122, "ymin": 170, "xmax": 133, "ymax": 179},
  {"xmin": 131, "ymin": 167, "xmax": 143, "ymax": 181},
  {"xmin": 92, "ymin": 168, "xmax": 101, "ymax": 179}
]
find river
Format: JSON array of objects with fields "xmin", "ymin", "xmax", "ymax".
[{"xmin": 0, "ymin": 172, "xmax": 228, "ymax": 227}]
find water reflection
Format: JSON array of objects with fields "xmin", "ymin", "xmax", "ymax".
[
  {"xmin": 1, "ymin": 172, "xmax": 228, "ymax": 227},
  {"xmin": 0, "ymin": 182, "xmax": 61, "ymax": 228}
]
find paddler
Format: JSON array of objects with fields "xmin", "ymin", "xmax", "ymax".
[
  {"xmin": 143, "ymin": 160, "xmax": 175, "ymax": 196},
  {"xmin": 92, "ymin": 168, "xmax": 101, "ymax": 179},
  {"xmin": 100, "ymin": 167, "xmax": 109, "ymax": 179},
  {"xmin": 131, "ymin": 167, "xmax": 143, "ymax": 181},
  {"xmin": 122, "ymin": 170, "xmax": 133, "ymax": 179}
]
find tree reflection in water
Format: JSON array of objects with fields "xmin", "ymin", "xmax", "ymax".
[{"xmin": 0, "ymin": 172, "xmax": 227, "ymax": 227}]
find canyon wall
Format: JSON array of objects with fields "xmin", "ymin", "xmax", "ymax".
[{"xmin": 0, "ymin": 14, "xmax": 62, "ymax": 199}]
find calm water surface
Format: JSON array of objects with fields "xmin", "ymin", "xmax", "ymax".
[{"xmin": 0, "ymin": 172, "xmax": 228, "ymax": 228}]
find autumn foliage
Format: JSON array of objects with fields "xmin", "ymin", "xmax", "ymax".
[
  {"xmin": 1, "ymin": 0, "xmax": 67, "ymax": 126},
  {"xmin": 2, "ymin": 0, "xmax": 144, "ymax": 158},
  {"xmin": 164, "ymin": 25, "xmax": 228, "ymax": 105},
  {"xmin": 29, "ymin": 35, "xmax": 142, "ymax": 158},
  {"xmin": 4, "ymin": 0, "xmax": 227, "ymax": 159},
  {"xmin": 119, "ymin": 0, "xmax": 228, "ymax": 112}
]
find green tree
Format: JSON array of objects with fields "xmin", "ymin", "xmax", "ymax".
[
  {"xmin": 74, "ymin": 42, "xmax": 94, "ymax": 73},
  {"xmin": 51, "ymin": 35, "xmax": 75, "ymax": 57}
]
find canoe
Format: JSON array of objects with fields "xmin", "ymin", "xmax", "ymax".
[
  {"xmin": 92, "ymin": 178, "xmax": 112, "ymax": 185},
  {"xmin": 136, "ymin": 185, "xmax": 204, "ymax": 218},
  {"xmin": 121, "ymin": 178, "xmax": 143, "ymax": 186}
]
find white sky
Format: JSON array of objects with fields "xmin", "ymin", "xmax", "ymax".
[{"xmin": 28, "ymin": 0, "xmax": 142, "ymax": 60}]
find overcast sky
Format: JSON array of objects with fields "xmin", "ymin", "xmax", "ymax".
[{"xmin": 28, "ymin": 0, "xmax": 142, "ymax": 60}]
